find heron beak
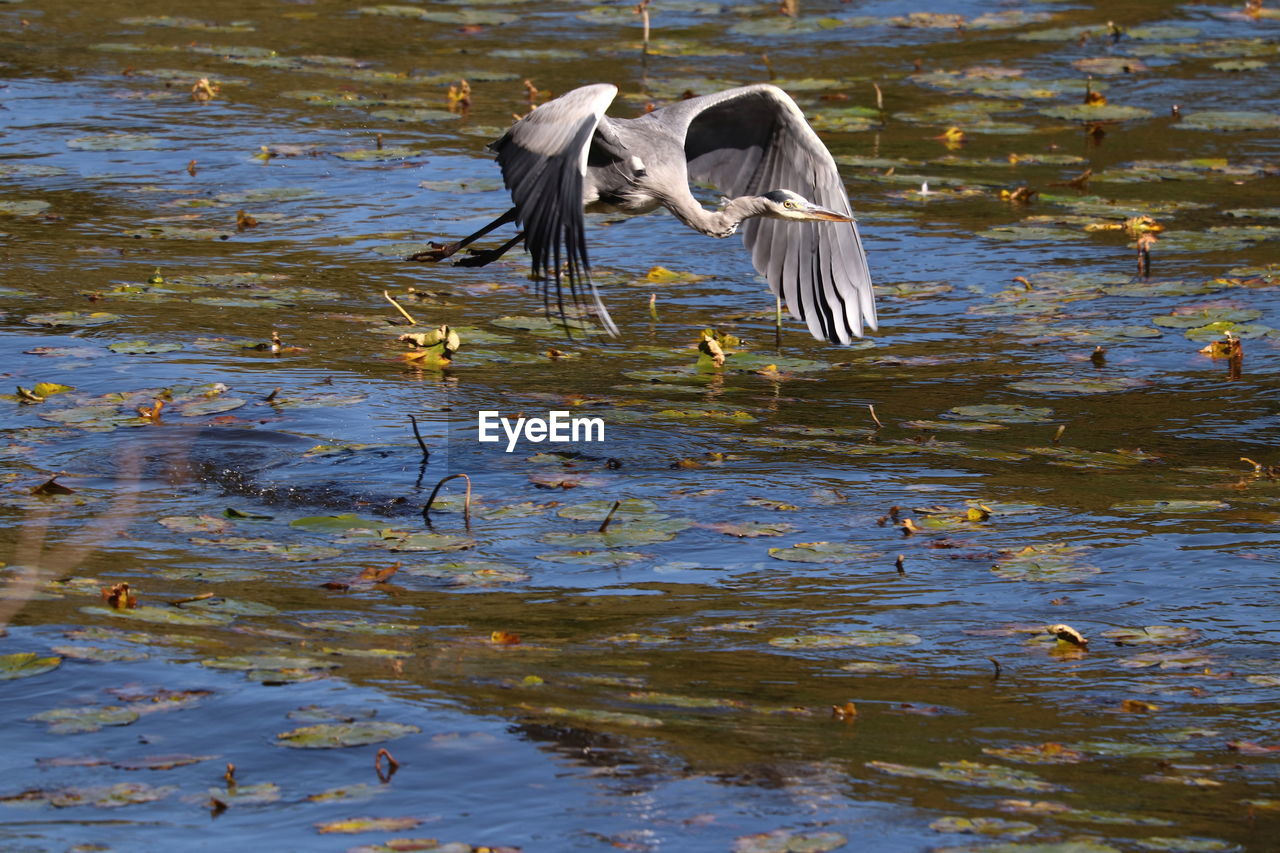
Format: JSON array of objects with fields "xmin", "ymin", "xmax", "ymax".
[{"xmin": 803, "ymin": 204, "xmax": 853, "ymax": 222}]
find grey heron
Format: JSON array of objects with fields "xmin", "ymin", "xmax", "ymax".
[{"xmin": 412, "ymin": 83, "xmax": 876, "ymax": 344}]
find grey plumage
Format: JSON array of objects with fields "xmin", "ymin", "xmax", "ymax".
[{"xmin": 424, "ymin": 83, "xmax": 876, "ymax": 345}]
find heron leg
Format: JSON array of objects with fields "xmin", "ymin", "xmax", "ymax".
[
  {"xmin": 407, "ymin": 208, "xmax": 518, "ymax": 263},
  {"xmin": 454, "ymin": 231, "xmax": 525, "ymax": 268}
]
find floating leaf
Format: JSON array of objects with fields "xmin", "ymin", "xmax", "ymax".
[
  {"xmin": 536, "ymin": 550, "xmax": 646, "ymax": 567},
  {"xmin": 30, "ymin": 705, "xmax": 140, "ymax": 734},
  {"xmin": 868, "ymin": 760, "xmax": 1058, "ymax": 792},
  {"xmin": 49, "ymin": 645, "xmax": 148, "ymax": 662},
  {"xmin": 25, "ymin": 311, "xmax": 120, "ymax": 327},
  {"xmin": 316, "ymin": 816, "xmax": 423, "ymax": 834},
  {"xmin": 992, "ymin": 545, "xmax": 1100, "ymax": 583},
  {"xmin": 66, "ymin": 133, "xmax": 160, "ymax": 150},
  {"xmin": 768, "ymin": 541, "xmax": 872, "ymax": 563},
  {"xmin": 944, "ymin": 404, "xmax": 1055, "ymax": 424},
  {"xmin": 1, "ymin": 782, "xmax": 175, "ymax": 808},
  {"xmin": 0, "ymin": 199, "xmax": 51, "ymax": 216},
  {"xmin": 107, "ymin": 340, "xmax": 183, "ymax": 354},
  {"xmin": 276, "ymin": 721, "xmax": 420, "ymax": 749},
  {"xmin": 208, "ymin": 782, "xmax": 282, "ymax": 804},
  {"xmin": 1039, "ymin": 104, "xmax": 1152, "ymax": 121},
  {"xmin": 1100, "ymin": 626, "xmax": 1200, "ymax": 645},
  {"xmin": 732, "ymin": 829, "xmax": 849, "ymax": 852},
  {"xmin": 1177, "ymin": 111, "xmax": 1280, "ymax": 132},
  {"xmin": 703, "ymin": 521, "xmax": 799, "ymax": 538},
  {"xmin": 79, "ymin": 604, "xmax": 234, "ymax": 626},
  {"xmin": 930, "ymin": 816, "xmax": 1038, "ymax": 837},
  {"xmin": 0, "ymin": 652, "xmax": 62, "ymax": 680},
  {"xmin": 769, "ymin": 630, "xmax": 920, "ymax": 649},
  {"xmin": 982, "ymin": 742, "xmax": 1086, "ymax": 764}
]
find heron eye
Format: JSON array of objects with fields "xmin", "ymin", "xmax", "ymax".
[{"xmin": 783, "ymin": 200, "xmax": 796, "ymax": 209}]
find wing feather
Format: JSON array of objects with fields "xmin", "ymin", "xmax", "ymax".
[
  {"xmin": 668, "ymin": 84, "xmax": 875, "ymax": 344},
  {"xmin": 490, "ymin": 83, "xmax": 619, "ymax": 335}
]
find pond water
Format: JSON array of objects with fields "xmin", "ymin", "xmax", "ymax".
[{"xmin": 1, "ymin": 0, "xmax": 1278, "ymax": 851}]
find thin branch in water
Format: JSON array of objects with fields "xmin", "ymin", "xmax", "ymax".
[
  {"xmin": 383, "ymin": 290, "xmax": 417, "ymax": 325},
  {"xmin": 422, "ymin": 473, "xmax": 472, "ymax": 529},
  {"xmin": 987, "ymin": 656, "xmax": 1002, "ymax": 681},
  {"xmin": 868, "ymin": 404, "xmax": 884, "ymax": 430},
  {"xmin": 598, "ymin": 500, "xmax": 622, "ymax": 533},
  {"xmin": 408, "ymin": 414, "xmax": 429, "ymax": 461},
  {"xmin": 375, "ymin": 748, "xmax": 400, "ymax": 783}
]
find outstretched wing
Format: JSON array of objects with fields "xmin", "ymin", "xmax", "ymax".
[
  {"xmin": 662, "ymin": 84, "xmax": 875, "ymax": 344},
  {"xmin": 489, "ymin": 83, "xmax": 619, "ymax": 335}
]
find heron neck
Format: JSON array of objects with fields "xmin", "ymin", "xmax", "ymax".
[{"xmin": 667, "ymin": 195, "xmax": 769, "ymax": 239}]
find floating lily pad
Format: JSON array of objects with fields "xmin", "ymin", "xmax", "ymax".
[
  {"xmin": 557, "ymin": 499, "xmax": 660, "ymax": 521},
  {"xmin": 80, "ymin": 605, "xmax": 234, "ymax": 626},
  {"xmin": 0, "ymin": 199, "xmax": 51, "ymax": 216},
  {"xmin": 930, "ymin": 816, "xmax": 1038, "ymax": 837},
  {"xmin": 25, "ymin": 311, "xmax": 121, "ymax": 327},
  {"xmin": 868, "ymin": 760, "xmax": 1058, "ymax": 792},
  {"xmin": 1008, "ymin": 377, "xmax": 1146, "ymax": 395},
  {"xmin": 189, "ymin": 537, "xmax": 341, "ymax": 561},
  {"xmin": 49, "ymin": 645, "xmax": 148, "ymax": 662},
  {"xmin": 1039, "ymin": 104, "xmax": 1152, "ymax": 121},
  {"xmin": 1, "ymin": 782, "xmax": 176, "ymax": 808},
  {"xmin": 536, "ymin": 550, "xmax": 646, "ymax": 567},
  {"xmin": 1110, "ymin": 500, "xmax": 1227, "ymax": 513},
  {"xmin": 334, "ymin": 146, "xmax": 425, "ymax": 162},
  {"xmin": 207, "ymin": 782, "xmax": 281, "ymax": 804},
  {"xmin": 290, "ymin": 513, "xmax": 385, "ymax": 532},
  {"xmin": 107, "ymin": 340, "xmax": 183, "ymax": 354},
  {"xmin": 30, "ymin": 705, "xmax": 140, "ymax": 735},
  {"xmin": 703, "ymin": 521, "xmax": 800, "ymax": 537},
  {"xmin": 0, "ymin": 652, "xmax": 62, "ymax": 680},
  {"xmin": 66, "ymin": 133, "xmax": 160, "ymax": 151},
  {"xmin": 992, "ymin": 545, "xmax": 1100, "ymax": 583},
  {"xmin": 944, "ymin": 404, "xmax": 1055, "ymax": 424},
  {"xmin": 1099, "ymin": 626, "xmax": 1200, "ymax": 645},
  {"xmin": 769, "ymin": 630, "xmax": 921, "ymax": 649},
  {"xmin": 358, "ymin": 5, "xmax": 516, "ymax": 25},
  {"xmin": 276, "ymin": 721, "xmax": 420, "ymax": 749},
  {"xmin": 316, "ymin": 816, "xmax": 423, "ymax": 834},
  {"xmin": 732, "ymin": 829, "xmax": 849, "ymax": 852},
  {"xmin": 1177, "ymin": 111, "xmax": 1280, "ymax": 132},
  {"xmin": 768, "ymin": 541, "xmax": 872, "ymax": 563},
  {"xmin": 1070, "ymin": 741, "xmax": 1194, "ymax": 759}
]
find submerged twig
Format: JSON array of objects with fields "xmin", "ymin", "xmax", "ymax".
[
  {"xmin": 987, "ymin": 656, "xmax": 1001, "ymax": 680},
  {"xmin": 375, "ymin": 748, "xmax": 400, "ymax": 783},
  {"xmin": 422, "ymin": 473, "xmax": 472, "ymax": 529},
  {"xmin": 383, "ymin": 290, "xmax": 417, "ymax": 325},
  {"xmin": 408, "ymin": 414, "xmax": 429, "ymax": 461},
  {"xmin": 598, "ymin": 500, "xmax": 622, "ymax": 533},
  {"xmin": 868, "ymin": 404, "xmax": 884, "ymax": 430}
]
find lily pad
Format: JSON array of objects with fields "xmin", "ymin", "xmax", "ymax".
[
  {"xmin": 1, "ymin": 782, "xmax": 175, "ymax": 808},
  {"xmin": 868, "ymin": 759, "xmax": 1058, "ymax": 792},
  {"xmin": 66, "ymin": 133, "xmax": 160, "ymax": 151},
  {"xmin": 30, "ymin": 705, "xmax": 140, "ymax": 735},
  {"xmin": 276, "ymin": 721, "xmax": 421, "ymax": 749},
  {"xmin": 769, "ymin": 630, "xmax": 920, "ymax": 649},
  {"xmin": 80, "ymin": 604, "xmax": 234, "ymax": 626},
  {"xmin": 732, "ymin": 830, "xmax": 849, "ymax": 852},
  {"xmin": 1099, "ymin": 626, "xmax": 1200, "ymax": 645},
  {"xmin": 316, "ymin": 816, "xmax": 423, "ymax": 834},
  {"xmin": 0, "ymin": 652, "xmax": 62, "ymax": 680},
  {"xmin": 1177, "ymin": 111, "xmax": 1280, "ymax": 132},
  {"xmin": 536, "ymin": 550, "xmax": 647, "ymax": 567},
  {"xmin": 25, "ymin": 311, "xmax": 121, "ymax": 327},
  {"xmin": 768, "ymin": 541, "xmax": 872, "ymax": 563},
  {"xmin": 1039, "ymin": 104, "xmax": 1152, "ymax": 121},
  {"xmin": 992, "ymin": 545, "xmax": 1100, "ymax": 583},
  {"xmin": 0, "ymin": 199, "xmax": 51, "ymax": 216},
  {"xmin": 1110, "ymin": 500, "xmax": 1227, "ymax": 513},
  {"xmin": 107, "ymin": 340, "xmax": 183, "ymax": 354},
  {"xmin": 944, "ymin": 404, "xmax": 1055, "ymax": 424},
  {"xmin": 930, "ymin": 816, "xmax": 1037, "ymax": 837}
]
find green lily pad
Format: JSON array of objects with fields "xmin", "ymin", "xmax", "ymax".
[
  {"xmin": 0, "ymin": 199, "xmax": 51, "ymax": 216},
  {"xmin": 25, "ymin": 311, "xmax": 121, "ymax": 327},
  {"xmin": 1007, "ymin": 377, "xmax": 1146, "ymax": 394},
  {"xmin": 868, "ymin": 759, "xmax": 1058, "ymax": 792},
  {"xmin": 944, "ymin": 404, "xmax": 1055, "ymax": 424},
  {"xmin": 80, "ymin": 605, "xmax": 234, "ymax": 626},
  {"xmin": 557, "ymin": 499, "xmax": 660, "ymax": 521},
  {"xmin": 903, "ymin": 419, "xmax": 1007, "ymax": 432},
  {"xmin": 0, "ymin": 652, "xmax": 62, "ymax": 680},
  {"xmin": 930, "ymin": 816, "xmax": 1038, "ymax": 837},
  {"xmin": 49, "ymin": 645, "xmax": 148, "ymax": 662},
  {"xmin": 276, "ymin": 721, "xmax": 421, "ymax": 749},
  {"xmin": 107, "ymin": 340, "xmax": 183, "ymax": 354},
  {"xmin": 978, "ymin": 226, "xmax": 1087, "ymax": 242},
  {"xmin": 406, "ymin": 560, "xmax": 531, "ymax": 586},
  {"xmin": 732, "ymin": 829, "xmax": 849, "ymax": 852},
  {"xmin": 1039, "ymin": 104, "xmax": 1153, "ymax": 121},
  {"xmin": 358, "ymin": 5, "xmax": 516, "ymax": 25},
  {"xmin": 206, "ymin": 782, "xmax": 281, "ymax": 804},
  {"xmin": 541, "ymin": 518, "xmax": 691, "ymax": 547},
  {"xmin": 334, "ymin": 146, "xmax": 425, "ymax": 162},
  {"xmin": 158, "ymin": 515, "xmax": 232, "ymax": 534},
  {"xmin": 290, "ymin": 513, "xmax": 385, "ymax": 532},
  {"xmin": 769, "ymin": 630, "xmax": 921, "ymax": 649},
  {"xmin": 189, "ymin": 537, "xmax": 341, "ymax": 561},
  {"xmin": 298, "ymin": 618, "xmax": 420, "ymax": 635},
  {"xmin": 1099, "ymin": 626, "xmax": 1200, "ymax": 645},
  {"xmin": 306, "ymin": 783, "xmax": 389, "ymax": 803},
  {"xmin": 1, "ymin": 782, "xmax": 176, "ymax": 808},
  {"xmin": 992, "ymin": 545, "xmax": 1100, "ymax": 582},
  {"xmin": 30, "ymin": 705, "xmax": 140, "ymax": 734},
  {"xmin": 1071, "ymin": 741, "xmax": 1194, "ymax": 759},
  {"xmin": 1110, "ymin": 500, "xmax": 1228, "ymax": 513},
  {"xmin": 703, "ymin": 521, "xmax": 800, "ymax": 537},
  {"xmin": 536, "ymin": 550, "xmax": 647, "ymax": 567},
  {"xmin": 203, "ymin": 654, "xmax": 340, "ymax": 672},
  {"xmin": 66, "ymin": 133, "xmax": 160, "ymax": 151},
  {"xmin": 1177, "ymin": 111, "xmax": 1280, "ymax": 132},
  {"xmin": 768, "ymin": 541, "xmax": 872, "ymax": 563}
]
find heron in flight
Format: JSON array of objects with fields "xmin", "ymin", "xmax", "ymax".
[{"xmin": 412, "ymin": 83, "xmax": 875, "ymax": 344}]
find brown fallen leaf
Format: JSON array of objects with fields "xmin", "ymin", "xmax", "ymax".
[
  {"xmin": 831, "ymin": 701, "xmax": 857, "ymax": 721},
  {"xmin": 489, "ymin": 630, "xmax": 521, "ymax": 646},
  {"xmin": 101, "ymin": 582, "xmax": 137, "ymax": 610},
  {"xmin": 31, "ymin": 476, "xmax": 76, "ymax": 496},
  {"xmin": 1046, "ymin": 623, "xmax": 1087, "ymax": 646}
]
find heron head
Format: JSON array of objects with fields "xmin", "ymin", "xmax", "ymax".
[{"xmin": 760, "ymin": 189, "xmax": 853, "ymax": 223}]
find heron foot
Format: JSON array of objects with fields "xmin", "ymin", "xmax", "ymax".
[
  {"xmin": 407, "ymin": 242, "xmax": 459, "ymax": 263},
  {"xmin": 454, "ymin": 247, "xmax": 506, "ymax": 268}
]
